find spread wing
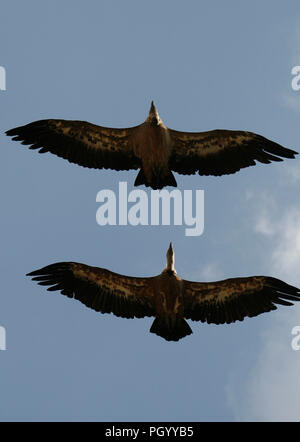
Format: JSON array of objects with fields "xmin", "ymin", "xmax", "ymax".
[
  {"xmin": 6, "ymin": 119, "xmax": 141, "ymax": 171},
  {"xmin": 183, "ymin": 276, "xmax": 300, "ymax": 324},
  {"xmin": 169, "ymin": 129, "xmax": 298, "ymax": 176},
  {"xmin": 27, "ymin": 262, "xmax": 156, "ymax": 318}
]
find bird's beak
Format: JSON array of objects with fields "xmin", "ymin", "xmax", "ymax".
[
  {"xmin": 150, "ymin": 100, "xmax": 156, "ymax": 114},
  {"xmin": 147, "ymin": 101, "xmax": 160, "ymax": 126}
]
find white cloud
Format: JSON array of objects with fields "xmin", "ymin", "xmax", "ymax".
[
  {"xmin": 271, "ymin": 209, "xmax": 300, "ymax": 279},
  {"xmin": 199, "ymin": 262, "xmax": 223, "ymax": 281},
  {"xmin": 281, "ymin": 93, "xmax": 300, "ymax": 112},
  {"xmin": 227, "ymin": 199, "xmax": 300, "ymax": 421},
  {"xmin": 185, "ymin": 262, "xmax": 223, "ymax": 282},
  {"xmin": 278, "ymin": 162, "xmax": 300, "ymax": 185},
  {"xmin": 254, "ymin": 211, "xmax": 276, "ymax": 236},
  {"xmin": 247, "ymin": 190, "xmax": 277, "ymax": 236},
  {"xmin": 240, "ymin": 314, "xmax": 300, "ymax": 421}
]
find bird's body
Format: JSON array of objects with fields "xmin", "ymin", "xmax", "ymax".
[
  {"xmin": 6, "ymin": 102, "xmax": 298, "ymax": 189},
  {"xmin": 27, "ymin": 243, "xmax": 300, "ymax": 341},
  {"xmin": 150, "ymin": 270, "xmax": 192, "ymax": 341},
  {"xmin": 131, "ymin": 118, "xmax": 176, "ymax": 189}
]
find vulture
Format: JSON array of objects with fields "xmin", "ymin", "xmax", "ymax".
[
  {"xmin": 27, "ymin": 243, "xmax": 300, "ymax": 342},
  {"xmin": 6, "ymin": 102, "xmax": 297, "ymax": 190}
]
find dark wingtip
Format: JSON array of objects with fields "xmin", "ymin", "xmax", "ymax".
[
  {"xmin": 284, "ymin": 148, "xmax": 298, "ymax": 158},
  {"xmin": 26, "ymin": 269, "xmax": 41, "ymax": 277},
  {"xmin": 6, "ymin": 120, "xmax": 50, "ymax": 138},
  {"xmin": 5, "ymin": 127, "xmax": 18, "ymax": 136},
  {"xmin": 26, "ymin": 262, "xmax": 70, "ymax": 278}
]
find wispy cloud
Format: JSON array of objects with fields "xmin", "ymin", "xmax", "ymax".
[
  {"xmin": 254, "ymin": 211, "xmax": 276, "ymax": 236},
  {"xmin": 185, "ymin": 262, "xmax": 223, "ymax": 282},
  {"xmin": 227, "ymin": 197, "xmax": 300, "ymax": 421},
  {"xmin": 281, "ymin": 93, "xmax": 300, "ymax": 112},
  {"xmin": 253, "ymin": 204, "xmax": 300, "ymax": 281},
  {"xmin": 278, "ymin": 162, "xmax": 300, "ymax": 185},
  {"xmin": 198, "ymin": 262, "xmax": 223, "ymax": 281},
  {"xmin": 271, "ymin": 209, "xmax": 300, "ymax": 279}
]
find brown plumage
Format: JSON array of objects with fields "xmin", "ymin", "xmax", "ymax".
[
  {"xmin": 27, "ymin": 243, "xmax": 300, "ymax": 342},
  {"xmin": 6, "ymin": 102, "xmax": 297, "ymax": 189}
]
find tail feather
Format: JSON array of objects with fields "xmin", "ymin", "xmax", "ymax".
[
  {"xmin": 134, "ymin": 168, "xmax": 177, "ymax": 190},
  {"xmin": 150, "ymin": 316, "xmax": 192, "ymax": 342}
]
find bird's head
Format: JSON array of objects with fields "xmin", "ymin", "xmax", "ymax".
[
  {"xmin": 164, "ymin": 242, "xmax": 176, "ymax": 274},
  {"xmin": 146, "ymin": 101, "xmax": 162, "ymax": 127}
]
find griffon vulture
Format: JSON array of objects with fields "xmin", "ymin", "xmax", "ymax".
[
  {"xmin": 27, "ymin": 243, "xmax": 300, "ymax": 341},
  {"xmin": 6, "ymin": 102, "xmax": 297, "ymax": 189}
]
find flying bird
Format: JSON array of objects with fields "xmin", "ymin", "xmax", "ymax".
[
  {"xmin": 6, "ymin": 102, "xmax": 298, "ymax": 190},
  {"xmin": 27, "ymin": 243, "xmax": 300, "ymax": 342}
]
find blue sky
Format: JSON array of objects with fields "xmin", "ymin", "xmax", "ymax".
[{"xmin": 1, "ymin": 0, "xmax": 300, "ymax": 421}]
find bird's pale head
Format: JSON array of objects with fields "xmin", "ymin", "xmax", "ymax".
[
  {"xmin": 146, "ymin": 101, "xmax": 162, "ymax": 127},
  {"xmin": 165, "ymin": 242, "xmax": 176, "ymax": 273}
]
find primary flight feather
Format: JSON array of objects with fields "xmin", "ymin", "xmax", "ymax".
[
  {"xmin": 27, "ymin": 243, "xmax": 300, "ymax": 341},
  {"xmin": 6, "ymin": 102, "xmax": 298, "ymax": 189}
]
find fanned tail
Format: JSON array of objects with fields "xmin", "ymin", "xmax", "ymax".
[
  {"xmin": 134, "ymin": 168, "xmax": 177, "ymax": 190},
  {"xmin": 150, "ymin": 316, "xmax": 192, "ymax": 342}
]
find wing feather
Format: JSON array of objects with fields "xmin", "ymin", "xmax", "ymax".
[
  {"xmin": 169, "ymin": 129, "xmax": 297, "ymax": 176},
  {"xmin": 183, "ymin": 276, "xmax": 300, "ymax": 324},
  {"xmin": 27, "ymin": 262, "xmax": 156, "ymax": 318},
  {"xmin": 6, "ymin": 119, "xmax": 141, "ymax": 171}
]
